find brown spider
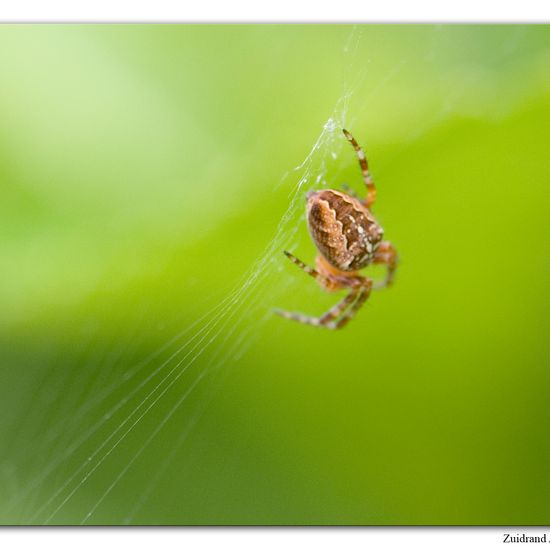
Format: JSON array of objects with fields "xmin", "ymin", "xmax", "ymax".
[{"xmin": 275, "ymin": 129, "xmax": 398, "ymax": 330}]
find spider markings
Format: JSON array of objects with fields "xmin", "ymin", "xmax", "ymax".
[
  {"xmin": 275, "ymin": 129, "xmax": 398, "ymax": 330},
  {"xmin": 307, "ymin": 189, "xmax": 383, "ymax": 271}
]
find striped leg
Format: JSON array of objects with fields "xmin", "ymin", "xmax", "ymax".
[
  {"xmin": 283, "ymin": 251, "xmax": 331, "ymax": 287},
  {"xmin": 342, "ymin": 129, "xmax": 376, "ymax": 208},
  {"xmin": 274, "ymin": 287, "xmax": 359, "ymax": 329},
  {"xmin": 275, "ymin": 280, "xmax": 372, "ymax": 330},
  {"xmin": 372, "ymin": 241, "xmax": 398, "ymax": 289},
  {"xmin": 330, "ymin": 285, "xmax": 371, "ymax": 330},
  {"xmin": 319, "ymin": 287, "xmax": 362, "ymax": 324}
]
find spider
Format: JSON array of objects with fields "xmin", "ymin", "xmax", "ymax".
[{"xmin": 275, "ymin": 129, "xmax": 398, "ymax": 330}]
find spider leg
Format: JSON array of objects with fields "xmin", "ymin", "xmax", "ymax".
[
  {"xmin": 330, "ymin": 284, "xmax": 371, "ymax": 329},
  {"xmin": 342, "ymin": 129, "xmax": 376, "ymax": 208},
  {"xmin": 275, "ymin": 279, "xmax": 372, "ymax": 330},
  {"xmin": 318, "ymin": 284, "xmax": 363, "ymax": 324},
  {"xmin": 274, "ymin": 287, "xmax": 360, "ymax": 329},
  {"xmin": 372, "ymin": 241, "xmax": 398, "ymax": 289},
  {"xmin": 283, "ymin": 251, "xmax": 331, "ymax": 287},
  {"xmin": 274, "ymin": 307, "xmax": 337, "ymax": 328}
]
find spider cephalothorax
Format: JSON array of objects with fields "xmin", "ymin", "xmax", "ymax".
[{"xmin": 276, "ymin": 129, "xmax": 397, "ymax": 330}]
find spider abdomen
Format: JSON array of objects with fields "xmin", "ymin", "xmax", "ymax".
[{"xmin": 307, "ymin": 190, "xmax": 383, "ymax": 271}]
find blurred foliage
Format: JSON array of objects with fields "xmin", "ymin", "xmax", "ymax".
[{"xmin": 0, "ymin": 25, "xmax": 549, "ymax": 525}]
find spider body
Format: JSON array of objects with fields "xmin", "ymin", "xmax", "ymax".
[
  {"xmin": 276, "ymin": 129, "xmax": 398, "ymax": 330},
  {"xmin": 307, "ymin": 189, "xmax": 384, "ymax": 272}
]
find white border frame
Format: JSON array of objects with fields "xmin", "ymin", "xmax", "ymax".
[{"xmin": 0, "ymin": 0, "xmax": 549, "ymax": 23}]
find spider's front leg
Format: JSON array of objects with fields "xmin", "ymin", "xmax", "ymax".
[
  {"xmin": 343, "ymin": 129, "xmax": 376, "ymax": 208},
  {"xmin": 274, "ymin": 251, "xmax": 337, "ymax": 326},
  {"xmin": 372, "ymin": 241, "xmax": 398, "ymax": 289},
  {"xmin": 281, "ymin": 251, "xmax": 330, "ymax": 286}
]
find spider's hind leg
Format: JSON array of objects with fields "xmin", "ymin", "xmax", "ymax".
[
  {"xmin": 275, "ymin": 279, "xmax": 372, "ymax": 330},
  {"xmin": 274, "ymin": 308, "xmax": 332, "ymax": 329},
  {"xmin": 318, "ymin": 285, "xmax": 362, "ymax": 325},
  {"xmin": 330, "ymin": 285, "xmax": 371, "ymax": 329}
]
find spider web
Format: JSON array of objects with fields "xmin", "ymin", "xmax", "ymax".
[
  {"xmin": 1, "ymin": 25, "xmax": 532, "ymax": 525},
  {"xmin": 3, "ymin": 70, "xmax": 353, "ymax": 528}
]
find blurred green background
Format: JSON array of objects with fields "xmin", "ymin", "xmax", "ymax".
[{"xmin": 0, "ymin": 25, "xmax": 549, "ymax": 525}]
